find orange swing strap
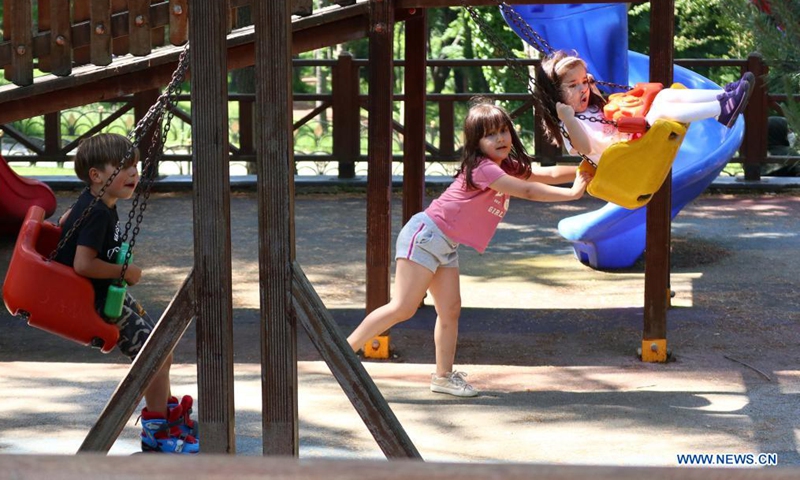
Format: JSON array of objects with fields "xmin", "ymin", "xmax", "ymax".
[{"xmin": 603, "ymin": 82, "xmax": 664, "ymax": 134}]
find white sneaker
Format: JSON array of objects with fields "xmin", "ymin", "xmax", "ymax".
[{"xmin": 430, "ymin": 371, "xmax": 478, "ymax": 397}]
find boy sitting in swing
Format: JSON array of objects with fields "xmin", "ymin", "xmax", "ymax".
[{"xmin": 55, "ymin": 133, "xmax": 199, "ymax": 454}]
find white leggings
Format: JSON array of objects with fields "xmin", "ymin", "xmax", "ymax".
[{"xmin": 645, "ymin": 88, "xmax": 722, "ymax": 125}]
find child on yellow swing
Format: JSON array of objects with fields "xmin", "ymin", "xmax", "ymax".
[{"xmin": 536, "ymin": 50, "xmax": 755, "ymax": 164}]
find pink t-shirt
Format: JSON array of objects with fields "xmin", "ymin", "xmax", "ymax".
[{"xmin": 425, "ymin": 158, "xmax": 519, "ymax": 253}]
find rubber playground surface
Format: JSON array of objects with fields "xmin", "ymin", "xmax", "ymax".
[{"xmin": 0, "ymin": 189, "xmax": 798, "ymax": 467}]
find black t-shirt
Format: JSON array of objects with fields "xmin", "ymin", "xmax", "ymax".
[{"xmin": 54, "ymin": 189, "xmax": 123, "ymax": 310}]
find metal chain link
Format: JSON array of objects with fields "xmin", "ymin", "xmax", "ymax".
[
  {"xmin": 462, "ymin": 3, "xmax": 598, "ymax": 166},
  {"xmin": 495, "ymin": 0, "xmax": 631, "ymax": 94},
  {"xmin": 49, "ymin": 44, "xmax": 191, "ymax": 279},
  {"xmin": 118, "ymin": 45, "xmax": 190, "ymax": 283}
]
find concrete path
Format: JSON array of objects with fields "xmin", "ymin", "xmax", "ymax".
[{"xmin": 0, "ymin": 190, "xmax": 798, "ymax": 467}]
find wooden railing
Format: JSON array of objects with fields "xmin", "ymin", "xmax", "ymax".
[
  {"xmin": 0, "ymin": 0, "xmax": 336, "ymax": 85},
  {"xmin": 2, "ymin": 52, "xmax": 795, "ymax": 182}
]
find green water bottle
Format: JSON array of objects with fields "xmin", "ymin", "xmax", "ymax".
[{"xmin": 103, "ymin": 242, "xmax": 131, "ymax": 319}]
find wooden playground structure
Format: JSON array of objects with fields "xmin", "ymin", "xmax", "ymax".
[{"xmin": 0, "ymin": 0, "xmax": 793, "ymax": 471}]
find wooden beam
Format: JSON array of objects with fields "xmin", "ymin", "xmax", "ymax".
[
  {"xmin": 365, "ymin": 0, "xmax": 395, "ymax": 315},
  {"xmin": 49, "ymin": 0, "xmax": 73, "ymax": 76},
  {"xmin": 332, "ymin": 52, "xmax": 360, "ymax": 179},
  {"xmin": 292, "ymin": 262, "xmax": 421, "ymax": 459},
  {"xmin": 402, "ymin": 9, "xmax": 427, "ymax": 223},
  {"xmin": 129, "ymin": 0, "xmax": 152, "ymax": 56},
  {"xmin": 90, "ymin": 0, "xmax": 112, "ymax": 66},
  {"xmin": 255, "ymin": 0, "xmax": 299, "ymax": 456},
  {"xmin": 0, "ymin": 2, "xmax": 388, "ymax": 124},
  {"xmin": 0, "ymin": 1, "xmax": 171, "ymax": 68},
  {"xmin": 189, "ymin": 0, "xmax": 236, "ymax": 453},
  {"xmin": 0, "ymin": 58, "xmax": 183, "ymax": 125},
  {"xmin": 79, "ymin": 271, "xmax": 196, "ymax": 452},
  {"xmin": 7, "ymin": 0, "xmax": 34, "ymax": 85},
  {"xmin": 642, "ymin": 0, "xmax": 674, "ymax": 362},
  {"xmin": 743, "ymin": 53, "xmax": 768, "ymax": 181},
  {"xmin": 2, "ymin": 455, "xmax": 794, "ymax": 480},
  {"xmin": 396, "ymin": 0, "xmax": 624, "ymax": 6},
  {"xmin": 170, "ymin": 0, "xmax": 189, "ymax": 45}
]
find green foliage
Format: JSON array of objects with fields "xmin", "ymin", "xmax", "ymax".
[
  {"xmin": 727, "ymin": 0, "xmax": 800, "ymax": 135},
  {"xmin": 629, "ymin": 0, "xmax": 754, "ymax": 85}
]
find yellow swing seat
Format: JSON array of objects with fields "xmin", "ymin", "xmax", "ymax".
[{"xmin": 578, "ymin": 84, "xmax": 689, "ymax": 210}]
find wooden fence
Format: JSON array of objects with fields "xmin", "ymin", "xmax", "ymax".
[
  {"xmin": 0, "ymin": 0, "xmax": 337, "ymax": 85},
  {"xmin": 2, "ymin": 53, "xmax": 796, "ymax": 181}
]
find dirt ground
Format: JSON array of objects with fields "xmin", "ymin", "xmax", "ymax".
[
  {"xmin": 0, "ymin": 189, "xmax": 798, "ymax": 463},
  {"xmin": 1, "ymin": 190, "xmax": 797, "ymax": 367}
]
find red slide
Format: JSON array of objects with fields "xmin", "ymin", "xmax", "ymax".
[{"xmin": 0, "ymin": 153, "xmax": 57, "ymax": 236}]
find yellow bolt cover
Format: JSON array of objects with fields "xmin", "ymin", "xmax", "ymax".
[
  {"xmin": 363, "ymin": 335, "xmax": 390, "ymax": 359},
  {"xmin": 641, "ymin": 338, "xmax": 668, "ymax": 363}
]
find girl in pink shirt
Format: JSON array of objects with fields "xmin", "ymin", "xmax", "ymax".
[{"xmin": 347, "ymin": 100, "xmax": 592, "ymax": 397}]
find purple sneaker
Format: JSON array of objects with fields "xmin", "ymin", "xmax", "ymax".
[
  {"xmin": 717, "ymin": 79, "xmax": 754, "ymax": 128},
  {"xmin": 724, "ymin": 72, "xmax": 755, "ymax": 93}
]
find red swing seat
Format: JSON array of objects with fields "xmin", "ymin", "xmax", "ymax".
[{"xmin": 3, "ymin": 205, "xmax": 119, "ymax": 353}]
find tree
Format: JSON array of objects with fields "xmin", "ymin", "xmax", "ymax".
[
  {"xmin": 629, "ymin": 0, "xmax": 754, "ymax": 85},
  {"xmin": 727, "ymin": 0, "xmax": 800, "ymax": 135}
]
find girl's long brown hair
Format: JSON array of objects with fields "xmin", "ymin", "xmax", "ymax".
[
  {"xmin": 535, "ymin": 50, "xmax": 606, "ymax": 148},
  {"xmin": 458, "ymin": 99, "xmax": 532, "ymax": 190}
]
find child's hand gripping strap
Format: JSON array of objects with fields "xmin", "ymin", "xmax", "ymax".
[{"xmin": 103, "ymin": 242, "xmax": 131, "ymax": 319}]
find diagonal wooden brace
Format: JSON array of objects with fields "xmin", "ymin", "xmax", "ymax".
[
  {"xmin": 79, "ymin": 269, "xmax": 196, "ymax": 453},
  {"xmin": 291, "ymin": 261, "xmax": 421, "ymax": 459}
]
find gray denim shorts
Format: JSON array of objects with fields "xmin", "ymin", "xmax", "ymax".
[{"xmin": 395, "ymin": 212, "xmax": 459, "ymax": 273}]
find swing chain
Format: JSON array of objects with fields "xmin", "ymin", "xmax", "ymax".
[
  {"xmin": 48, "ymin": 44, "xmax": 190, "ymax": 266},
  {"xmin": 495, "ymin": 1, "xmax": 555, "ymax": 57},
  {"xmin": 576, "ymin": 112, "xmax": 618, "ymax": 126},
  {"xmin": 491, "ymin": 1, "xmax": 623, "ymax": 128},
  {"xmin": 118, "ymin": 45, "xmax": 190, "ymax": 284},
  {"xmin": 462, "ymin": 3, "xmax": 597, "ymax": 167},
  {"xmin": 493, "ymin": 0, "xmax": 632, "ymax": 95},
  {"xmin": 47, "ymin": 146, "xmax": 139, "ymax": 262}
]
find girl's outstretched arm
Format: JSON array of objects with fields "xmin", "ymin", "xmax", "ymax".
[
  {"xmin": 529, "ymin": 165, "xmax": 578, "ymax": 185},
  {"xmin": 490, "ymin": 169, "xmax": 591, "ymax": 202}
]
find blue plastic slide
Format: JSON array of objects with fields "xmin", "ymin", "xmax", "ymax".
[{"xmin": 503, "ymin": 4, "xmax": 745, "ymax": 269}]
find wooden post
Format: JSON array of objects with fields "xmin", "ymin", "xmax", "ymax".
[
  {"xmin": 7, "ymin": 0, "xmax": 34, "ymax": 85},
  {"xmin": 333, "ymin": 52, "xmax": 359, "ymax": 179},
  {"xmin": 90, "ymin": 0, "xmax": 112, "ymax": 66},
  {"xmin": 239, "ymin": 98, "xmax": 255, "ymax": 156},
  {"xmin": 49, "ymin": 0, "xmax": 72, "ymax": 76},
  {"xmin": 129, "ymin": 0, "xmax": 152, "ymax": 56},
  {"xmin": 134, "ymin": 89, "xmax": 162, "ymax": 179},
  {"xmin": 37, "ymin": 0, "xmax": 53, "ymax": 73},
  {"xmin": 744, "ymin": 53, "xmax": 769, "ymax": 181},
  {"xmin": 438, "ymin": 99, "xmax": 455, "ymax": 158},
  {"xmin": 254, "ymin": 0, "xmax": 299, "ymax": 456},
  {"xmin": 642, "ymin": 0, "xmax": 674, "ymax": 363},
  {"xmin": 170, "ymin": 0, "xmax": 190, "ymax": 46},
  {"xmin": 44, "ymin": 113, "xmax": 62, "ymax": 161},
  {"xmin": 189, "ymin": 0, "xmax": 236, "ymax": 453},
  {"xmin": 363, "ymin": 0, "xmax": 395, "ymax": 358},
  {"xmin": 402, "ymin": 9, "xmax": 427, "ymax": 224}
]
